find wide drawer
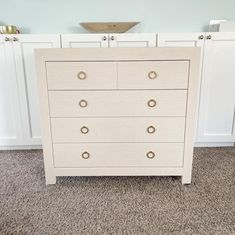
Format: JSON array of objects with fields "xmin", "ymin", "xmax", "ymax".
[
  {"xmin": 53, "ymin": 143, "xmax": 184, "ymax": 168},
  {"xmin": 49, "ymin": 90, "xmax": 187, "ymax": 117},
  {"xmin": 51, "ymin": 117, "xmax": 185, "ymax": 143},
  {"xmin": 46, "ymin": 62, "xmax": 117, "ymax": 90},
  {"xmin": 118, "ymin": 61, "xmax": 189, "ymax": 89}
]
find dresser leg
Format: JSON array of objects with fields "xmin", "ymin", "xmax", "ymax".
[
  {"xmin": 45, "ymin": 175, "xmax": 56, "ymax": 185},
  {"xmin": 181, "ymin": 174, "xmax": 192, "ymax": 185}
]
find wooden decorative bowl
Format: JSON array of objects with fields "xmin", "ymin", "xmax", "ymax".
[{"xmin": 80, "ymin": 22, "xmax": 139, "ymax": 33}]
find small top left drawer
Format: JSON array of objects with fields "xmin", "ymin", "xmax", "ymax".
[{"xmin": 46, "ymin": 62, "xmax": 117, "ymax": 90}]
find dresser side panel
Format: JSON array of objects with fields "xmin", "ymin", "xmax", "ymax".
[
  {"xmin": 182, "ymin": 50, "xmax": 201, "ymax": 184},
  {"xmin": 35, "ymin": 52, "xmax": 56, "ymax": 184}
]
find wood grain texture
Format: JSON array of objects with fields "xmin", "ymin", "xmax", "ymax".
[
  {"xmin": 35, "ymin": 52, "xmax": 56, "ymax": 184},
  {"xmin": 51, "ymin": 117, "xmax": 185, "ymax": 143},
  {"xmin": 182, "ymin": 49, "xmax": 201, "ymax": 184},
  {"xmin": 118, "ymin": 61, "xmax": 189, "ymax": 89},
  {"xmin": 47, "ymin": 62, "xmax": 117, "ymax": 90},
  {"xmin": 53, "ymin": 143, "xmax": 184, "ymax": 168},
  {"xmin": 35, "ymin": 47, "xmax": 200, "ymax": 62},
  {"xmin": 49, "ymin": 90, "xmax": 187, "ymax": 117},
  {"xmin": 35, "ymin": 48, "xmax": 200, "ymax": 185}
]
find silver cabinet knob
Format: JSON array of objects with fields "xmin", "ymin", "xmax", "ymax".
[
  {"xmin": 110, "ymin": 35, "xmax": 115, "ymax": 41},
  {"xmin": 79, "ymin": 99, "xmax": 88, "ymax": 108},
  {"xmin": 147, "ymin": 126, "xmax": 156, "ymax": 134},
  {"xmin": 80, "ymin": 126, "xmax": 89, "ymax": 134},
  {"xmin": 198, "ymin": 35, "xmax": 204, "ymax": 40},
  {"xmin": 148, "ymin": 71, "xmax": 158, "ymax": 79},
  {"xmin": 147, "ymin": 99, "xmax": 157, "ymax": 108},
  {"xmin": 81, "ymin": 152, "xmax": 90, "ymax": 159},
  {"xmin": 206, "ymin": 35, "xmax": 212, "ymax": 40},
  {"xmin": 13, "ymin": 37, "xmax": 18, "ymax": 42},
  {"xmin": 5, "ymin": 37, "xmax": 10, "ymax": 42},
  {"xmin": 146, "ymin": 151, "xmax": 155, "ymax": 159},
  {"xmin": 103, "ymin": 36, "xmax": 107, "ymax": 41},
  {"xmin": 77, "ymin": 71, "xmax": 87, "ymax": 80}
]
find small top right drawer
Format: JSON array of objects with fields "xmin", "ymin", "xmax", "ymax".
[{"xmin": 118, "ymin": 61, "xmax": 189, "ymax": 89}]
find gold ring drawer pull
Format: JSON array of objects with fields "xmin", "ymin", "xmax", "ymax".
[
  {"xmin": 147, "ymin": 126, "xmax": 156, "ymax": 134},
  {"xmin": 81, "ymin": 126, "xmax": 89, "ymax": 134},
  {"xmin": 77, "ymin": 71, "xmax": 87, "ymax": 80},
  {"xmin": 147, "ymin": 99, "xmax": 157, "ymax": 108},
  {"xmin": 146, "ymin": 151, "xmax": 155, "ymax": 159},
  {"xmin": 79, "ymin": 99, "xmax": 88, "ymax": 108},
  {"xmin": 81, "ymin": 152, "xmax": 90, "ymax": 159},
  {"xmin": 148, "ymin": 71, "xmax": 158, "ymax": 79}
]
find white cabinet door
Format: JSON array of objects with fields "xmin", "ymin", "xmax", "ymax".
[
  {"xmin": 109, "ymin": 33, "xmax": 156, "ymax": 47},
  {"xmin": 0, "ymin": 36, "xmax": 23, "ymax": 147},
  {"xmin": 197, "ymin": 33, "xmax": 235, "ymax": 145},
  {"xmin": 12, "ymin": 35, "xmax": 61, "ymax": 146},
  {"xmin": 157, "ymin": 33, "xmax": 205, "ymax": 73},
  {"xmin": 157, "ymin": 33, "xmax": 206, "ymax": 145},
  {"xmin": 61, "ymin": 34, "xmax": 109, "ymax": 48},
  {"xmin": 157, "ymin": 33, "xmax": 205, "ymax": 48}
]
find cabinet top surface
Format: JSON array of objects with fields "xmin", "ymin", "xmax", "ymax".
[{"xmin": 35, "ymin": 47, "xmax": 200, "ymax": 62}]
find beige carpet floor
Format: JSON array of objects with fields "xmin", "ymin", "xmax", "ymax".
[{"xmin": 0, "ymin": 147, "xmax": 235, "ymax": 235}]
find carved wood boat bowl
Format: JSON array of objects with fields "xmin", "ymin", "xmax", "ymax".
[{"xmin": 80, "ymin": 22, "xmax": 139, "ymax": 33}]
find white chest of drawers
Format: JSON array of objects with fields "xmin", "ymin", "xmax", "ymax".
[{"xmin": 35, "ymin": 48, "xmax": 200, "ymax": 185}]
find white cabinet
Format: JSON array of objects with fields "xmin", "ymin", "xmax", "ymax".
[
  {"xmin": 2, "ymin": 32, "xmax": 235, "ymax": 149},
  {"xmin": 157, "ymin": 33, "xmax": 205, "ymax": 67},
  {"xmin": 61, "ymin": 33, "xmax": 156, "ymax": 48},
  {"xmin": 61, "ymin": 34, "xmax": 109, "ymax": 48},
  {"xmin": 0, "ymin": 35, "xmax": 61, "ymax": 149},
  {"xmin": 198, "ymin": 33, "xmax": 235, "ymax": 145},
  {"xmin": 158, "ymin": 33, "xmax": 205, "ymax": 48},
  {"xmin": 0, "ymin": 36, "xmax": 23, "ymax": 146},
  {"xmin": 158, "ymin": 33, "xmax": 235, "ymax": 146},
  {"xmin": 109, "ymin": 33, "xmax": 156, "ymax": 47}
]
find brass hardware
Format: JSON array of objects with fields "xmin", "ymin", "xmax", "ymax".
[
  {"xmin": 103, "ymin": 36, "xmax": 107, "ymax": 41},
  {"xmin": 147, "ymin": 99, "xmax": 157, "ymax": 108},
  {"xmin": 77, "ymin": 71, "xmax": 87, "ymax": 80},
  {"xmin": 147, "ymin": 126, "xmax": 156, "ymax": 134},
  {"xmin": 4, "ymin": 37, "xmax": 10, "ymax": 42},
  {"xmin": 148, "ymin": 71, "xmax": 158, "ymax": 79},
  {"xmin": 81, "ymin": 152, "xmax": 90, "ymax": 159},
  {"xmin": 198, "ymin": 35, "xmax": 204, "ymax": 40},
  {"xmin": 206, "ymin": 35, "xmax": 212, "ymax": 40},
  {"xmin": 146, "ymin": 151, "xmax": 155, "ymax": 159},
  {"xmin": 110, "ymin": 35, "xmax": 115, "ymax": 41},
  {"xmin": 13, "ymin": 37, "xmax": 18, "ymax": 42},
  {"xmin": 79, "ymin": 99, "xmax": 88, "ymax": 108},
  {"xmin": 81, "ymin": 126, "xmax": 89, "ymax": 134}
]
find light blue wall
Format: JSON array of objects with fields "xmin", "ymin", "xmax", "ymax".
[{"xmin": 1, "ymin": 0, "xmax": 235, "ymax": 33}]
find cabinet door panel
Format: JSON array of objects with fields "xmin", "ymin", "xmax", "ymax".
[
  {"xmin": 157, "ymin": 33, "xmax": 204, "ymax": 48},
  {"xmin": 157, "ymin": 33, "xmax": 207, "ymax": 144},
  {"xmin": 13, "ymin": 35, "xmax": 61, "ymax": 146},
  {"xmin": 197, "ymin": 33, "xmax": 235, "ymax": 143},
  {"xmin": 109, "ymin": 33, "xmax": 156, "ymax": 47},
  {"xmin": 0, "ymin": 37, "xmax": 22, "ymax": 146},
  {"xmin": 61, "ymin": 34, "xmax": 109, "ymax": 48},
  {"xmin": 157, "ymin": 33, "xmax": 204, "ymax": 75}
]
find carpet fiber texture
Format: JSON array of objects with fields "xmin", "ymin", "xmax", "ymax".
[{"xmin": 0, "ymin": 147, "xmax": 235, "ymax": 235}]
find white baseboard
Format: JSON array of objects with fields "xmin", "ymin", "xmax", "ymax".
[
  {"xmin": 0, "ymin": 145, "xmax": 43, "ymax": 150},
  {"xmin": 194, "ymin": 142, "xmax": 234, "ymax": 147}
]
